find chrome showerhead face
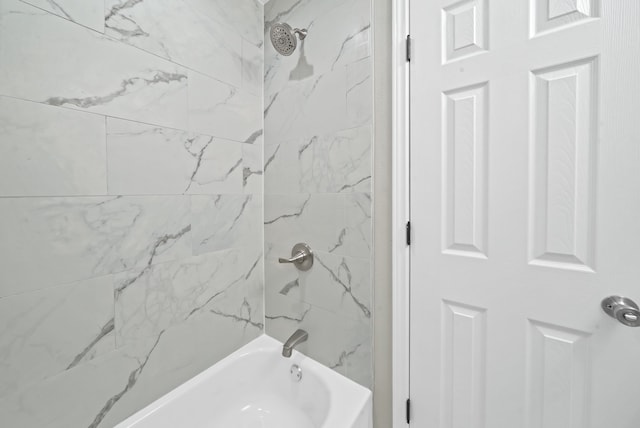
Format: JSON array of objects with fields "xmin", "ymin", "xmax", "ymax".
[{"xmin": 270, "ymin": 22, "xmax": 297, "ymax": 56}]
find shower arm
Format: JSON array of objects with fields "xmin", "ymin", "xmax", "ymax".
[{"xmin": 293, "ymin": 28, "xmax": 307, "ymax": 40}]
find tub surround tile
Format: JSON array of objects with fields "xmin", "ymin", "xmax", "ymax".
[
  {"xmin": 265, "ymin": 0, "xmax": 372, "ymax": 389},
  {"xmin": 264, "ymin": 67, "xmax": 348, "ymax": 142},
  {"xmin": 0, "ymin": 244, "xmax": 263, "ymax": 428},
  {"xmin": 264, "ymin": 126, "xmax": 372, "ymax": 194},
  {"xmin": 0, "ymin": 345, "xmax": 143, "ymax": 428},
  {"xmin": 112, "ymin": 245, "xmax": 263, "ymax": 424},
  {"xmin": 263, "ymin": 140, "xmax": 300, "ymax": 195},
  {"xmin": 299, "ymin": 126, "xmax": 371, "ymax": 193},
  {"xmin": 242, "ymin": 39, "xmax": 264, "ymax": 96},
  {"xmin": 302, "ymin": 0, "xmax": 370, "ymax": 73},
  {"xmin": 0, "ymin": 307, "xmax": 262, "ymax": 428},
  {"xmin": 264, "ymin": 0, "xmax": 348, "ymax": 37},
  {"xmin": 184, "ymin": 0, "xmax": 264, "ymax": 48},
  {"xmin": 265, "ymin": 257, "xmax": 301, "ymax": 301},
  {"xmin": 343, "ymin": 193, "xmax": 372, "ymax": 256},
  {"xmin": 0, "ymin": 276, "xmax": 115, "ymax": 401},
  {"xmin": 22, "ymin": 0, "xmax": 105, "ymax": 32},
  {"xmin": 100, "ymin": 308, "xmax": 262, "ymax": 428},
  {"xmin": 265, "ymin": 193, "xmax": 370, "ymax": 260},
  {"xmin": 243, "ymin": 128, "xmax": 264, "ymax": 146},
  {"xmin": 205, "ymin": 249, "xmax": 265, "ymax": 335},
  {"xmin": 0, "ymin": 0, "xmax": 189, "ymax": 130},
  {"xmin": 188, "ymin": 71, "xmax": 262, "ymax": 143},
  {"xmin": 0, "ymin": 196, "xmax": 192, "ymax": 298},
  {"xmin": 265, "ymin": 291, "xmax": 371, "ymax": 388},
  {"xmin": 191, "ymin": 194, "xmax": 262, "ymax": 255},
  {"xmin": 179, "ymin": 137, "xmax": 243, "ymax": 195},
  {"xmin": 0, "ymin": 0, "xmax": 265, "ymax": 425},
  {"xmin": 265, "ymin": 290, "xmax": 312, "ymax": 329},
  {"xmin": 264, "ymin": 0, "xmax": 371, "ymax": 98},
  {"xmin": 0, "ymin": 96, "xmax": 107, "ymax": 197},
  {"xmin": 107, "ymin": 119, "xmax": 244, "ymax": 195},
  {"xmin": 115, "ymin": 255, "xmax": 211, "ymax": 347},
  {"xmin": 242, "ymin": 144, "xmax": 264, "ymax": 194},
  {"xmin": 346, "ymin": 59, "xmax": 373, "ymax": 128},
  {"xmin": 105, "ymin": 0, "xmax": 243, "ymax": 87},
  {"xmin": 266, "ymin": 251, "xmax": 371, "ymax": 322},
  {"xmin": 115, "ymin": 248, "xmax": 263, "ymax": 347},
  {"xmin": 264, "ymin": 0, "xmax": 370, "ymax": 98},
  {"xmin": 306, "ymin": 252, "xmax": 371, "ymax": 321},
  {"xmin": 264, "ymin": 193, "xmax": 344, "ymax": 261},
  {"xmin": 107, "ymin": 120, "xmax": 192, "ymax": 195}
]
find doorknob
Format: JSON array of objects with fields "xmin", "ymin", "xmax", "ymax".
[
  {"xmin": 278, "ymin": 243, "xmax": 313, "ymax": 271},
  {"xmin": 601, "ymin": 296, "xmax": 640, "ymax": 327}
]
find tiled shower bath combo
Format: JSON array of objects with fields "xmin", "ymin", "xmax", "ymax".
[{"xmin": 0, "ymin": 0, "xmax": 373, "ymax": 426}]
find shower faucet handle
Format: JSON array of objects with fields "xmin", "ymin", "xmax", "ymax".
[{"xmin": 278, "ymin": 243, "xmax": 313, "ymax": 271}]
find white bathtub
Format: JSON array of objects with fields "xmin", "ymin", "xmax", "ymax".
[{"xmin": 115, "ymin": 335, "xmax": 372, "ymax": 428}]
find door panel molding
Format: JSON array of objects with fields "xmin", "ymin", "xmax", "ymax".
[
  {"xmin": 397, "ymin": 1, "xmax": 640, "ymax": 427},
  {"xmin": 442, "ymin": 82, "xmax": 490, "ymax": 259}
]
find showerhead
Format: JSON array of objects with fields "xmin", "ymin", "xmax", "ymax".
[{"xmin": 270, "ymin": 22, "xmax": 308, "ymax": 56}]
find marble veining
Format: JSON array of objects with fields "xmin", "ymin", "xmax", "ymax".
[
  {"xmin": 114, "ymin": 225, "xmax": 192, "ymax": 296},
  {"xmin": 115, "ymin": 248, "xmax": 262, "ymax": 346},
  {"xmin": 107, "ymin": 119, "xmax": 246, "ymax": 195},
  {"xmin": 265, "ymin": 291, "xmax": 371, "ymax": 387},
  {"xmin": 242, "ymin": 144, "xmax": 264, "ymax": 194},
  {"xmin": 0, "ymin": 0, "xmax": 377, "ymax": 422},
  {"xmin": 264, "ymin": 0, "xmax": 372, "ymax": 388},
  {"xmin": 192, "ymin": 194, "xmax": 262, "ymax": 255},
  {"xmin": 67, "ymin": 318, "xmax": 115, "ymax": 370},
  {"xmin": 105, "ymin": 0, "xmax": 245, "ymax": 88},
  {"xmin": 88, "ymin": 331, "xmax": 165, "ymax": 428},
  {"xmin": 0, "ymin": 0, "xmax": 264, "ymax": 424},
  {"xmin": 0, "ymin": 196, "xmax": 193, "ymax": 297},
  {"xmin": 314, "ymin": 254, "xmax": 371, "ymax": 319},
  {"xmin": 22, "ymin": 0, "xmax": 105, "ymax": 31},
  {"xmin": 184, "ymin": 0, "xmax": 263, "ymax": 48},
  {"xmin": 0, "ymin": 96, "xmax": 107, "ymax": 197},
  {"xmin": 0, "ymin": 0, "xmax": 190, "ymax": 129},
  {"xmin": 264, "ymin": 195, "xmax": 311, "ymax": 225},
  {"xmin": 0, "ymin": 276, "xmax": 115, "ymax": 400},
  {"xmin": 188, "ymin": 71, "xmax": 262, "ymax": 143},
  {"xmin": 242, "ymin": 39, "xmax": 264, "ymax": 95},
  {"xmin": 45, "ymin": 71, "xmax": 187, "ymax": 110},
  {"xmin": 330, "ymin": 343, "xmax": 362, "ymax": 370}
]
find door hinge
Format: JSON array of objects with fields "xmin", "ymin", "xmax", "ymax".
[
  {"xmin": 406, "ymin": 398, "xmax": 411, "ymax": 424},
  {"xmin": 406, "ymin": 35, "xmax": 412, "ymax": 62},
  {"xmin": 406, "ymin": 221, "xmax": 411, "ymax": 246}
]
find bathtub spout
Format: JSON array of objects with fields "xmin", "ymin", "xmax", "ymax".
[{"xmin": 282, "ymin": 329, "xmax": 308, "ymax": 357}]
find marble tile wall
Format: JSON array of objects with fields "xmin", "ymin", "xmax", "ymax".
[
  {"xmin": 263, "ymin": 0, "xmax": 373, "ymax": 388},
  {"xmin": 0, "ymin": 0, "xmax": 264, "ymax": 426}
]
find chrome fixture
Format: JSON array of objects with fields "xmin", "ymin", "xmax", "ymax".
[
  {"xmin": 602, "ymin": 296, "xmax": 640, "ymax": 327},
  {"xmin": 282, "ymin": 329, "xmax": 308, "ymax": 358},
  {"xmin": 290, "ymin": 364, "xmax": 303, "ymax": 382},
  {"xmin": 279, "ymin": 243, "xmax": 313, "ymax": 271},
  {"xmin": 270, "ymin": 22, "xmax": 308, "ymax": 56}
]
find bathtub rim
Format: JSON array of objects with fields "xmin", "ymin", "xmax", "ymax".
[{"xmin": 114, "ymin": 333, "xmax": 372, "ymax": 428}]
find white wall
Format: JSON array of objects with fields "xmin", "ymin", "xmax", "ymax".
[
  {"xmin": 263, "ymin": 0, "xmax": 374, "ymax": 388},
  {"xmin": 373, "ymin": 0, "xmax": 393, "ymax": 424},
  {"xmin": 0, "ymin": 1, "xmax": 264, "ymax": 426}
]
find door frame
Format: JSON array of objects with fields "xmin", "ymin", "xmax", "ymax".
[{"xmin": 392, "ymin": 0, "xmax": 410, "ymax": 426}]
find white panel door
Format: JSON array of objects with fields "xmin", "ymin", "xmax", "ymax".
[{"xmin": 409, "ymin": 1, "xmax": 640, "ymax": 427}]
